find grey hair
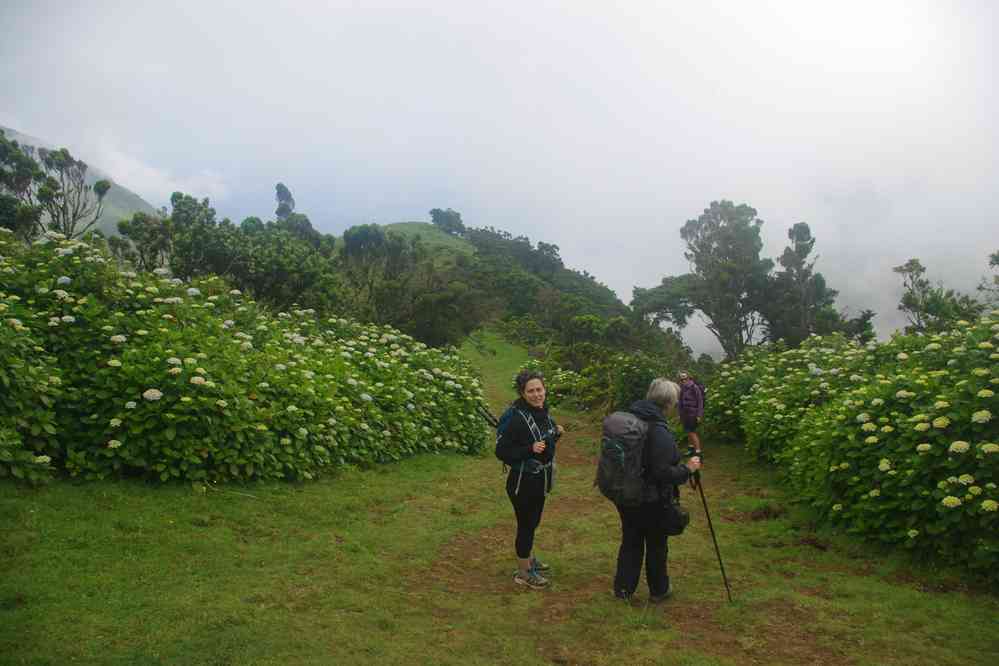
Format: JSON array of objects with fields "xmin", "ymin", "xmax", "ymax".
[{"xmin": 646, "ymin": 377, "xmax": 680, "ymax": 410}]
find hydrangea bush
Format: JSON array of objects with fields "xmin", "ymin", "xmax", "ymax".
[
  {"xmin": 0, "ymin": 230, "xmax": 487, "ymax": 483},
  {"xmin": 517, "ymin": 350, "xmax": 683, "ymax": 414},
  {"xmin": 0, "ymin": 281, "xmax": 61, "ymax": 483},
  {"xmin": 707, "ymin": 318, "xmax": 999, "ymax": 578},
  {"xmin": 514, "ymin": 358, "xmax": 582, "ymax": 409}
]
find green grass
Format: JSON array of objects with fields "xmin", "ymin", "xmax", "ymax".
[
  {"xmin": 328, "ymin": 221, "xmax": 475, "ymax": 266},
  {"xmin": 2, "ymin": 329, "xmax": 997, "ymax": 665},
  {"xmin": 383, "ymin": 222, "xmax": 475, "ymax": 258},
  {"xmin": 460, "ymin": 328, "xmax": 527, "ymax": 411}
]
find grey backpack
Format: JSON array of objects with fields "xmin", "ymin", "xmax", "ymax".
[{"xmin": 595, "ymin": 411, "xmax": 649, "ymax": 507}]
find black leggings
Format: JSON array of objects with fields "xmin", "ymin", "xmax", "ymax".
[{"xmin": 507, "ymin": 471, "xmax": 547, "ymax": 559}]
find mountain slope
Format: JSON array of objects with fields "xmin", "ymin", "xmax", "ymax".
[{"xmin": 1, "ymin": 126, "xmax": 160, "ymax": 236}]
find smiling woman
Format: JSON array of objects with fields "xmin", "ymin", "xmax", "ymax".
[{"xmin": 494, "ymin": 369, "xmax": 564, "ymax": 589}]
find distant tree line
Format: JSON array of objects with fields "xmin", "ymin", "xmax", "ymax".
[
  {"xmin": 0, "ymin": 147, "xmax": 672, "ymax": 356},
  {"xmin": 634, "ymin": 200, "xmax": 995, "ymax": 358},
  {"xmin": 4, "ymin": 129, "xmax": 993, "ymax": 362}
]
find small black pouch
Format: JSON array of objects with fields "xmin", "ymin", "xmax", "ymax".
[{"xmin": 662, "ymin": 499, "xmax": 690, "ymax": 536}]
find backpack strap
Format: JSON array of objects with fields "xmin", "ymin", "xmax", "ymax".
[
  {"xmin": 516, "ymin": 409, "xmax": 543, "ymax": 442},
  {"xmin": 640, "ymin": 418, "xmax": 670, "ymax": 502},
  {"xmin": 514, "ymin": 408, "xmax": 556, "ymax": 495}
]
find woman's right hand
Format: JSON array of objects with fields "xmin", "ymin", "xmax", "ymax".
[
  {"xmin": 532, "ymin": 441, "xmax": 546, "ymax": 454},
  {"xmin": 686, "ymin": 456, "xmax": 702, "ymax": 472}
]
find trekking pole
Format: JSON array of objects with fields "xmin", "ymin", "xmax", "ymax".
[
  {"xmin": 688, "ymin": 448, "xmax": 733, "ymax": 603},
  {"xmin": 476, "ymin": 403, "xmax": 499, "ymax": 428}
]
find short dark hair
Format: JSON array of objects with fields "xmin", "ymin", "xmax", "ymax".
[{"xmin": 514, "ymin": 369, "xmax": 545, "ymax": 397}]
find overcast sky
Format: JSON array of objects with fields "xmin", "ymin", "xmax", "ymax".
[{"xmin": 2, "ymin": 0, "xmax": 996, "ymax": 356}]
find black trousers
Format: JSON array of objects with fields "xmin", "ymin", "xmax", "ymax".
[
  {"xmin": 614, "ymin": 501, "xmax": 670, "ymax": 597},
  {"xmin": 507, "ymin": 470, "xmax": 547, "ymax": 559}
]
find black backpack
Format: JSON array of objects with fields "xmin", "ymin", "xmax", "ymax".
[{"xmin": 595, "ymin": 411, "xmax": 649, "ymax": 507}]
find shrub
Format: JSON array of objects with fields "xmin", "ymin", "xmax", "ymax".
[
  {"xmin": 708, "ymin": 318, "xmax": 999, "ymax": 579},
  {"xmin": 0, "ymin": 231, "xmax": 488, "ymax": 483}
]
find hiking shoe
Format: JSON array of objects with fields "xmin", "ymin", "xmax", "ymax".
[
  {"xmin": 614, "ymin": 589, "xmax": 633, "ymax": 601},
  {"xmin": 530, "ymin": 557, "xmax": 551, "ymax": 573},
  {"xmin": 649, "ymin": 584, "xmax": 674, "ymax": 604},
  {"xmin": 514, "ymin": 569, "xmax": 550, "ymax": 589}
]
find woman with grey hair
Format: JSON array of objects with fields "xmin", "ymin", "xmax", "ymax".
[{"xmin": 613, "ymin": 377, "xmax": 701, "ymax": 602}]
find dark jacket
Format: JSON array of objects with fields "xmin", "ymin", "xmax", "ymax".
[
  {"xmin": 494, "ymin": 398, "xmax": 559, "ymax": 467},
  {"xmin": 678, "ymin": 381, "xmax": 704, "ymax": 421},
  {"xmin": 629, "ymin": 399, "xmax": 691, "ymax": 503}
]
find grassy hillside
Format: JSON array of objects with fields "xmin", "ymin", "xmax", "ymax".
[
  {"xmin": 384, "ymin": 221, "xmax": 476, "ymax": 258},
  {"xmin": 0, "ymin": 126, "xmax": 160, "ymax": 237}
]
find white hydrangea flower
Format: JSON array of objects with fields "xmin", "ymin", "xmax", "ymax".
[
  {"xmin": 948, "ymin": 441, "xmax": 970, "ymax": 454},
  {"xmin": 972, "ymin": 410, "xmax": 992, "ymax": 424},
  {"xmin": 142, "ymin": 388, "xmax": 163, "ymax": 401}
]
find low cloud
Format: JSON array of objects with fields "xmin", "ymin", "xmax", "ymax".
[{"xmin": 85, "ymin": 134, "xmax": 229, "ymax": 209}]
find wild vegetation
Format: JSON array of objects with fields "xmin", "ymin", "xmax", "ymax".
[
  {"xmin": 2, "ymin": 331, "xmax": 996, "ymax": 665},
  {"xmin": 706, "ymin": 318, "xmax": 999, "ymax": 580},
  {"xmin": 0, "ymin": 229, "xmax": 485, "ymax": 484},
  {"xmin": 3, "ymin": 125, "xmax": 999, "ymax": 593}
]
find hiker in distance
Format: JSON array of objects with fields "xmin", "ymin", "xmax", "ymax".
[
  {"xmin": 678, "ymin": 371, "xmax": 704, "ymax": 453},
  {"xmin": 612, "ymin": 378, "xmax": 701, "ymax": 601},
  {"xmin": 495, "ymin": 369, "xmax": 564, "ymax": 589}
]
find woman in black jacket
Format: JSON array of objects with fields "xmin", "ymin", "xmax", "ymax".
[
  {"xmin": 615, "ymin": 378, "xmax": 701, "ymax": 601},
  {"xmin": 495, "ymin": 370, "xmax": 563, "ymax": 589}
]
